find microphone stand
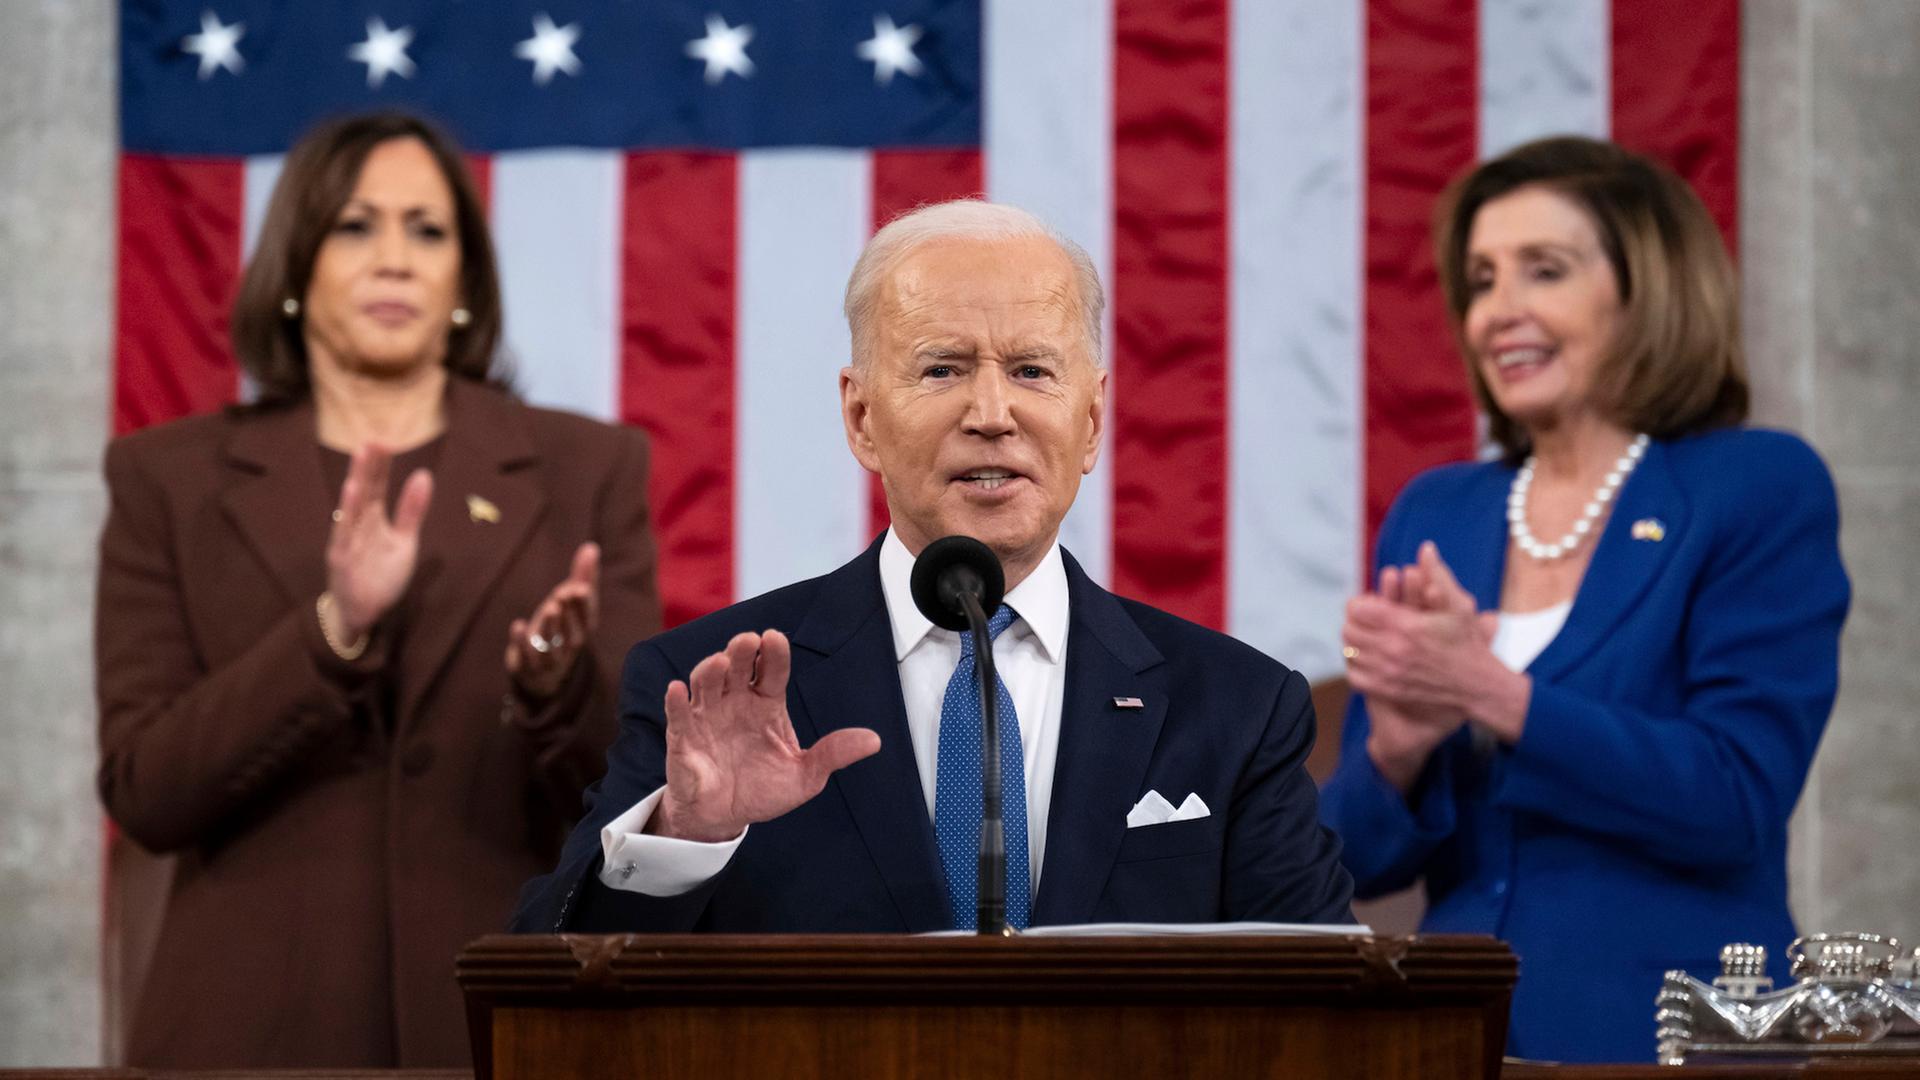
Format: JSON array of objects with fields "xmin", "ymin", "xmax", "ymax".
[{"xmin": 958, "ymin": 591, "xmax": 1011, "ymax": 936}]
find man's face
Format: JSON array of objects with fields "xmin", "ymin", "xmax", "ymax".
[{"xmin": 841, "ymin": 235, "xmax": 1106, "ymax": 584}]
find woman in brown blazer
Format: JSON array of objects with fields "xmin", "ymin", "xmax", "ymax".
[{"xmin": 94, "ymin": 111, "xmax": 661, "ymax": 1067}]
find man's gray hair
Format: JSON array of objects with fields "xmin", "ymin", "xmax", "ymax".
[{"xmin": 843, "ymin": 199, "xmax": 1106, "ymax": 368}]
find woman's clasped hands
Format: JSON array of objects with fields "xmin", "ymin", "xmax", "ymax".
[{"xmin": 1341, "ymin": 541, "xmax": 1531, "ymax": 792}]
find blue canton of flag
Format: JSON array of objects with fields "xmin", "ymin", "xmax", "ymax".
[{"xmin": 121, "ymin": 1, "xmax": 983, "ymax": 154}]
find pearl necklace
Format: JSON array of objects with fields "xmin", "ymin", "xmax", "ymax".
[{"xmin": 1508, "ymin": 433, "xmax": 1650, "ymax": 562}]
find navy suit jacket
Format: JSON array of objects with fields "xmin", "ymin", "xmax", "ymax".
[
  {"xmin": 513, "ymin": 540, "xmax": 1354, "ymax": 933},
  {"xmin": 1320, "ymin": 428, "xmax": 1849, "ymax": 1063}
]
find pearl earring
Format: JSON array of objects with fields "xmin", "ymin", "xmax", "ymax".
[
  {"xmin": 450, "ymin": 307, "xmax": 472, "ymax": 328},
  {"xmin": 281, "ymin": 297, "xmax": 300, "ymax": 318}
]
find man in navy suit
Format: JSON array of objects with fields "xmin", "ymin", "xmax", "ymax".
[{"xmin": 511, "ymin": 201, "xmax": 1354, "ymax": 934}]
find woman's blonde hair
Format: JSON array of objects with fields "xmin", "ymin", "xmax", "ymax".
[{"xmin": 1433, "ymin": 136, "xmax": 1747, "ymax": 460}]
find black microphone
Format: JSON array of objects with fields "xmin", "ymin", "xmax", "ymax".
[{"xmin": 909, "ymin": 536, "xmax": 1013, "ymax": 936}]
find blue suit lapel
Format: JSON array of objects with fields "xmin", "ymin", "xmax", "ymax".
[
  {"xmin": 788, "ymin": 540, "xmax": 951, "ymax": 932},
  {"xmin": 1452, "ymin": 468, "xmax": 1514, "ymax": 613},
  {"xmin": 1531, "ymin": 440, "xmax": 1689, "ymax": 680},
  {"xmin": 1030, "ymin": 551, "xmax": 1166, "ymax": 926}
]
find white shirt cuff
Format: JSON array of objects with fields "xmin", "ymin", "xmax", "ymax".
[{"xmin": 596, "ymin": 785, "xmax": 748, "ymax": 897}]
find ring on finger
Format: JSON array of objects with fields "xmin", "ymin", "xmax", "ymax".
[
  {"xmin": 529, "ymin": 632, "xmax": 553, "ymax": 654},
  {"xmin": 1341, "ymin": 645, "xmax": 1359, "ymax": 661}
]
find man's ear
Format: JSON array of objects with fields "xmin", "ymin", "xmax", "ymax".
[
  {"xmin": 840, "ymin": 365, "xmax": 882, "ymax": 474},
  {"xmin": 1081, "ymin": 366, "xmax": 1108, "ymax": 476}
]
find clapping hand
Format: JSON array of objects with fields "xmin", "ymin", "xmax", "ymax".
[
  {"xmin": 325, "ymin": 444, "xmax": 434, "ymax": 641},
  {"xmin": 1342, "ymin": 543, "xmax": 1529, "ymax": 788},
  {"xmin": 1343, "ymin": 543, "xmax": 1499, "ymax": 792},
  {"xmin": 648, "ymin": 630, "xmax": 881, "ymax": 842},
  {"xmin": 506, "ymin": 542, "xmax": 600, "ymax": 700},
  {"xmin": 1343, "ymin": 542, "xmax": 1498, "ymax": 710},
  {"xmin": 1379, "ymin": 542, "xmax": 1486, "ymax": 621}
]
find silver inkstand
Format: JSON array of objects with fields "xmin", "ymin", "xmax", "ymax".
[{"xmin": 1656, "ymin": 932, "xmax": 1920, "ymax": 1064}]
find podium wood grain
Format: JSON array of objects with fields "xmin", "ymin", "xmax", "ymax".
[{"xmin": 457, "ymin": 933, "xmax": 1516, "ymax": 1080}]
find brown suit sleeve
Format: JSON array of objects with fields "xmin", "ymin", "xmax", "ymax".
[
  {"xmin": 94, "ymin": 436, "xmax": 385, "ymax": 853},
  {"xmin": 502, "ymin": 422, "xmax": 661, "ymax": 816}
]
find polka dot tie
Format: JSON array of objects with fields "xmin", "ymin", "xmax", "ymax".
[{"xmin": 932, "ymin": 603, "xmax": 1031, "ymax": 931}]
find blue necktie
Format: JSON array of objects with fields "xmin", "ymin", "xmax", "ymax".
[{"xmin": 932, "ymin": 603, "xmax": 1031, "ymax": 931}]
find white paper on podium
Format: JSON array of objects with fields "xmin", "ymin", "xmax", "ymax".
[
  {"xmin": 921, "ymin": 922, "xmax": 1371, "ymax": 937},
  {"xmin": 1023, "ymin": 921, "xmax": 1370, "ymax": 937}
]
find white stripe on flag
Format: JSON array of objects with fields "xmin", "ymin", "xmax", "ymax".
[
  {"xmin": 734, "ymin": 150, "xmax": 873, "ymax": 600},
  {"xmin": 240, "ymin": 154, "xmax": 287, "ymax": 404},
  {"xmin": 1228, "ymin": 0, "xmax": 1365, "ymax": 682},
  {"xmin": 983, "ymin": 0, "xmax": 1114, "ymax": 586},
  {"xmin": 242, "ymin": 155, "xmax": 284, "ymax": 261},
  {"xmin": 492, "ymin": 150, "xmax": 622, "ymax": 421},
  {"xmin": 1480, "ymin": 0, "xmax": 1611, "ymax": 156}
]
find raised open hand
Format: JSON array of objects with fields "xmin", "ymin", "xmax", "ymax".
[
  {"xmin": 325, "ymin": 444, "xmax": 433, "ymax": 640},
  {"xmin": 506, "ymin": 542, "xmax": 600, "ymax": 700},
  {"xmin": 649, "ymin": 630, "xmax": 882, "ymax": 842}
]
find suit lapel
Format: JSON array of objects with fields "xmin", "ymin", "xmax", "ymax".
[
  {"xmin": 1030, "ymin": 553, "xmax": 1166, "ymax": 926},
  {"xmin": 220, "ymin": 400, "xmax": 332, "ymax": 606},
  {"xmin": 1530, "ymin": 440, "xmax": 1689, "ymax": 680},
  {"xmin": 1453, "ymin": 468, "xmax": 1515, "ymax": 613},
  {"xmin": 790, "ymin": 542, "xmax": 951, "ymax": 932},
  {"xmin": 398, "ymin": 380, "xmax": 547, "ymax": 726}
]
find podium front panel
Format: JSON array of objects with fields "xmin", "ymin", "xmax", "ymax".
[{"xmin": 458, "ymin": 934, "xmax": 1516, "ymax": 1080}]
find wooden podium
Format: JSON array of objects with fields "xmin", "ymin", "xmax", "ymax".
[{"xmin": 457, "ymin": 933, "xmax": 1516, "ymax": 1080}]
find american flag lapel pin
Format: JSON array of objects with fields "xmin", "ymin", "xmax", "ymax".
[{"xmin": 1113, "ymin": 696, "xmax": 1145, "ymax": 710}]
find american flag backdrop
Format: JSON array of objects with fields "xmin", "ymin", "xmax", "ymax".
[{"xmin": 114, "ymin": 0, "xmax": 1739, "ymax": 683}]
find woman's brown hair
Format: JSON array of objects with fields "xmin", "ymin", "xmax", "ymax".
[
  {"xmin": 231, "ymin": 111, "xmax": 503, "ymax": 404},
  {"xmin": 1433, "ymin": 135, "xmax": 1747, "ymax": 460}
]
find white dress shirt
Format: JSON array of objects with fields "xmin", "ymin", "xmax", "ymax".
[{"xmin": 598, "ymin": 528, "xmax": 1072, "ymax": 898}]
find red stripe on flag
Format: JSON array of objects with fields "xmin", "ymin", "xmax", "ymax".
[
  {"xmin": 114, "ymin": 155, "xmax": 244, "ymax": 434},
  {"xmin": 1111, "ymin": 0, "xmax": 1231, "ymax": 629},
  {"xmin": 1363, "ymin": 0, "xmax": 1479, "ymax": 560},
  {"xmin": 1610, "ymin": 0, "xmax": 1739, "ymax": 252},
  {"xmin": 463, "ymin": 153, "xmax": 492, "ymax": 210},
  {"xmin": 872, "ymin": 150, "xmax": 984, "ymax": 224},
  {"xmin": 866, "ymin": 150, "xmax": 986, "ymax": 540},
  {"xmin": 620, "ymin": 152, "xmax": 737, "ymax": 628}
]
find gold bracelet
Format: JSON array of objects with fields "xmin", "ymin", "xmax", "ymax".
[{"xmin": 315, "ymin": 592, "xmax": 370, "ymax": 661}]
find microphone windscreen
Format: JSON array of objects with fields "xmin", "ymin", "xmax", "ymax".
[{"xmin": 909, "ymin": 536, "xmax": 1006, "ymax": 632}]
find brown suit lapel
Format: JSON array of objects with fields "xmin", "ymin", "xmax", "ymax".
[
  {"xmin": 220, "ymin": 399, "xmax": 332, "ymax": 607},
  {"xmin": 397, "ymin": 380, "xmax": 547, "ymax": 726}
]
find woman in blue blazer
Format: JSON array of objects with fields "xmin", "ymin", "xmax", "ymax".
[{"xmin": 1319, "ymin": 137, "xmax": 1849, "ymax": 1063}]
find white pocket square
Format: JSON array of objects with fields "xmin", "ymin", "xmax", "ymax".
[{"xmin": 1126, "ymin": 790, "xmax": 1211, "ymax": 828}]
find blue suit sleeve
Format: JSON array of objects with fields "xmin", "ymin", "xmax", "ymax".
[
  {"xmin": 1319, "ymin": 693, "xmax": 1465, "ymax": 896},
  {"xmin": 1493, "ymin": 438, "xmax": 1848, "ymax": 870},
  {"xmin": 1223, "ymin": 669, "xmax": 1356, "ymax": 923}
]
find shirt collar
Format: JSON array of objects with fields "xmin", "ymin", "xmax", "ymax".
[{"xmin": 878, "ymin": 528, "xmax": 1069, "ymax": 665}]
